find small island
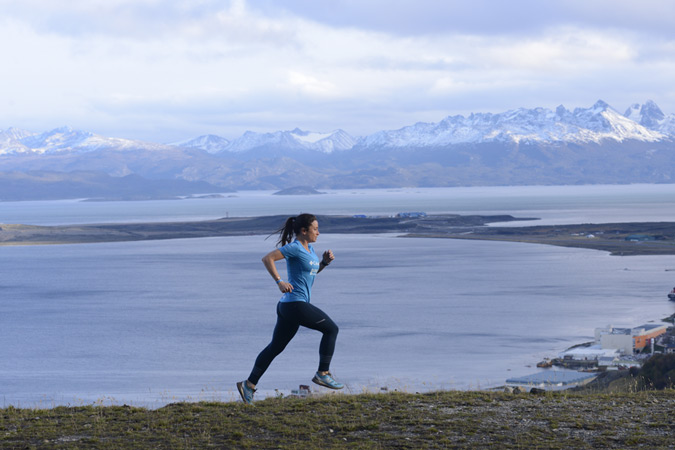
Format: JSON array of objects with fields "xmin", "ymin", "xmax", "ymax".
[{"xmin": 273, "ymin": 186, "xmax": 325, "ymax": 195}]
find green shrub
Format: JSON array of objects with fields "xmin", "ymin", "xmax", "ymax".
[{"xmin": 638, "ymin": 354, "xmax": 675, "ymax": 389}]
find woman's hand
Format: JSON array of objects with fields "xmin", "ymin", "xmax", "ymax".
[
  {"xmin": 277, "ymin": 281, "xmax": 293, "ymax": 293},
  {"xmin": 318, "ymin": 249, "xmax": 334, "ymax": 274},
  {"xmin": 322, "ymin": 249, "xmax": 335, "ymax": 265}
]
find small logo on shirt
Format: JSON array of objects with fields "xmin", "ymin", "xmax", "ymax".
[{"xmin": 309, "ymin": 259, "xmax": 319, "ymax": 276}]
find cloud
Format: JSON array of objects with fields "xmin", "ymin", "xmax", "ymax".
[
  {"xmin": 0, "ymin": 0, "xmax": 674, "ymax": 142},
  {"xmin": 286, "ymin": 72, "xmax": 339, "ymax": 97},
  {"xmin": 252, "ymin": 0, "xmax": 675, "ymax": 37},
  {"xmin": 484, "ymin": 28, "xmax": 637, "ymax": 72}
]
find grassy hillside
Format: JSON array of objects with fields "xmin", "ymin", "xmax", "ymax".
[{"xmin": 2, "ymin": 389, "xmax": 673, "ymax": 449}]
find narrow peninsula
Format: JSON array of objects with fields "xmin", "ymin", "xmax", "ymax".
[{"xmin": 3, "ymin": 214, "xmax": 675, "ymax": 255}]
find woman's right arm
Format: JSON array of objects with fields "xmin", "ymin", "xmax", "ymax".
[{"xmin": 262, "ymin": 249, "xmax": 293, "ymax": 293}]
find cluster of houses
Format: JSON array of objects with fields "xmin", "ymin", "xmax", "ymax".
[
  {"xmin": 506, "ymin": 321, "xmax": 673, "ymax": 391},
  {"xmin": 396, "ymin": 211, "xmax": 427, "ymax": 218},
  {"xmin": 352, "ymin": 212, "xmax": 428, "ymax": 219},
  {"xmin": 556, "ymin": 323, "xmax": 672, "ymax": 370}
]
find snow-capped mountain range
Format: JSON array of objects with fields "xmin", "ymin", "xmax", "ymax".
[
  {"xmin": 359, "ymin": 100, "xmax": 672, "ymax": 149},
  {"xmin": 2, "ymin": 99, "xmax": 675, "ymax": 198},
  {"xmin": 211, "ymin": 128, "xmax": 356, "ymax": 154},
  {"xmin": 171, "ymin": 134, "xmax": 230, "ymax": 154},
  {"xmin": 1, "ymin": 100, "xmax": 673, "ymax": 156},
  {"xmin": 0, "ymin": 126, "xmax": 172, "ymax": 155}
]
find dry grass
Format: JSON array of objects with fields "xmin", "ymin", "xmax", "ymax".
[{"xmin": 2, "ymin": 389, "xmax": 674, "ymax": 449}]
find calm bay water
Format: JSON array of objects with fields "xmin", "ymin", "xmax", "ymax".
[
  {"xmin": 2, "ymin": 185, "xmax": 675, "ymax": 407},
  {"xmin": 4, "ymin": 183, "xmax": 675, "ymax": 226}
]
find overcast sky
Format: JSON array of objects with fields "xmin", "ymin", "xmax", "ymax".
[{"xmin": 2, "ymin": 0, "xmax": 674, "ymax": 142}]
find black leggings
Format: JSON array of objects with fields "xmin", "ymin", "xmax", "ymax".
[{"xmin": 248, "ymin": 301, "xmax": 339, "ymax": 385}]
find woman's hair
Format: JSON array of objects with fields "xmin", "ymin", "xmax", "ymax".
[{"xmin": 274, "ymin": 213, "xmax": 317, "ymax": 247}]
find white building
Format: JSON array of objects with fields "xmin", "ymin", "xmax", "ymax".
[
  {"xmin": 559, "ymin": 345, "xmax": 620, "ymax": 361},
  {"xmin": 594, "ymin": 324, "xmax": 668, "ymax": 354}
]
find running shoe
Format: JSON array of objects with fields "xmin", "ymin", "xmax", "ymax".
[
  {"xmin": 236, "ymin": 380, "xmax": 256, "ymax": 404},
  {"xmin": 312, "ymin": 372, "xmax": 344, "ymax": 390}
]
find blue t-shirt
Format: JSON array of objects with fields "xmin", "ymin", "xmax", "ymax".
[{"xmin": 279, "ymin": 240, "xmax": 320, "ymax": 303}]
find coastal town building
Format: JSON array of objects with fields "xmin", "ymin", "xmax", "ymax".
[
  {"xmin": 396, "ymin": 212, "xmax": 427, "ymax": 218},
  {"xmin": 656, "ymin": 332, "xmax": 675, "ymax": 354},
  {"xmin": 514, "ymin": 324, "xmax": 671, "ymax": 389},
  {"xmin": 550, "ymin": 323, "xmax": 668, "ymax": 372},
  {"xmin": 594, "ymin": 324, "xmax": 668, "ymax": 354},
  {"xmin": 558, "ymin": 346, "xmax": 619, "ymax": 362},
  {"xmin": 624, "ymin": 234, "xmax": 657, "ymax": 242}
]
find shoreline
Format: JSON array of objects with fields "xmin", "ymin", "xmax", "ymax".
[{"xmin": 3, "ymin": 213, "xmax": 675, "ymax": 255}]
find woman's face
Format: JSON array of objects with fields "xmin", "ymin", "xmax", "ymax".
[{"xmin": 303, "ymin": 220, "xmax": 320, "ymax": 243}]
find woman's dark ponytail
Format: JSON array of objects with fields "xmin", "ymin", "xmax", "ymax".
[
  {"xmin": 275, "ymin": 213, "xmax": 317, "ymax": 247},
  {"xmin": 277, "ymin": 216, "xmax": 296, "ymax": 247}
]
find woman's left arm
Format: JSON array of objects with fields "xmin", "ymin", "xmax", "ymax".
[
  {"xmin": 263, "ymin": 249, "xmax": 293, "ymax": 293},
  {"xmin": 318, "ymin": 249, "xmax": 334, "ymax": 273}
]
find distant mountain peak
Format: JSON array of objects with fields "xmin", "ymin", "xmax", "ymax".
[
  {"xmin": 0, "ymin": 127, "xmax": 34, "ymax": 154},
  {"xmin": 222, "ymin": 128, "xmax": 356, "ymax": 154},
  {"xmin": 624, "ymin": 100, "xmax": 670, "ymax": 134},
  {"xmin": 172, "ymin": 134, "xmax": 231, "ymax": 154},
  {"xmin": 639, "ymin": 100, "xmax": 665, "ymax": 127},
  {"xmin": 592, "ymin": 99, "xmax": 611, "ymax": 111}
]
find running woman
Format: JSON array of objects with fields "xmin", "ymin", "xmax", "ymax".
[{"xmin": 237, "ymin": 213, "xmax": 343, "ymax": 404}]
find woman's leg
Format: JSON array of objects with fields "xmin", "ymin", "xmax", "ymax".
[
  {"xmin": 281, "ymin": 302, "xmax": 339, "ymax": 372},
  {"xmin": 247, "ymin": 303, "xmax": 300, "ymax": 385}
]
